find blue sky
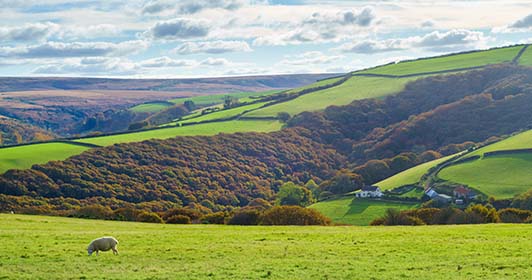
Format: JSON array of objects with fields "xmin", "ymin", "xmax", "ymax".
[{"xmin": 0, "ymin": 0, "xmax": 531, "ymax": 78}]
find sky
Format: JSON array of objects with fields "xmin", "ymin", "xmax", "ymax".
[{"xmin": 0, "ymin": 0, "xmax": 531, "ymax": 78}]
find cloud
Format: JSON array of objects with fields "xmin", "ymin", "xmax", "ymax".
[
  {"xmin": 336, "ymin": 29, "xmax": 488, "ymax": 53},
  {"xmin": 200, "ymin": 57, "xmax": 231, "ymax": 66},
  {"xmin": 32, "ymin": 57, "xmax": 141, "ymax": 76},
  {"xmin": 174, "ymin": 40, "xmax": 252, "ymax": 54},
  {"xmin": 509, "ymin": 14, "xmax": 532, "ymax": 29},
  {"xmin": 0, "ymin": 22, "xmax": 58, "ymax": 42},
  {"xmin": 493, "ymin": 14, "xmax": 532, "ymax": 33},
  {"xmin": 142, "ymin": 0, "xmax": 245, "ymax": 15},
  {"xmin": 139, "ymin": 56, "xmax": 196, "ymax": 67},
  {"xmin": 253, "ymin": 7, "xmax": 377, "ymax": 46},
  {"xmin": 278, "ymin": 51, "xmax": 342, "ymax": 66},
  {"xmin": 0, "ymin": 40, "xmax": 148, "ymax": 58},
  {"xmin": 145, "ymin": 18, "xmax": 210, "ymax": 40}
]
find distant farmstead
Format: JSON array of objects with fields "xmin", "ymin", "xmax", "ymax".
[{"xmin": 355, "ymin": 186, "xmax": 383, "ymax": 198}]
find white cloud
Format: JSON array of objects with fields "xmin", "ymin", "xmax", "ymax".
[
  {"xmin": 0, "ymin": 40, "xmax": 148, "ymax": 58},
  {"xmin": 493, "ymin": 14, "xmax": 532, "ymax": 33},
  {"xmin": 139, "ymin": 56, "xmax": 196, "ymax": 67},
  {"xmin": 0, "ymin": 22, "xmax": 58, "ymax": 42},
  {"xmin": 144, "ymin": 18, "xmax": 210, "ymax": 40},
  {"xmin": 278, "ymin": 51, "xmax": 343, "ymax": 66},
  {"xmin": 33, "ymin": 57, "xmax": 141, "ymax": 76},
  {"xmin": 142, "ymin": 0, "xmax": 245, "ymax": 15},
  {"xmin": 200, "ymin": 57, "xmax": 231, "ymax": 66},
  {"xmin": 174, "ymin": 40, "xmax": 252, "ymax": 55},
  {"xmin": 336, "ymin": 29, "xmax": 489, "ymax": 53}
]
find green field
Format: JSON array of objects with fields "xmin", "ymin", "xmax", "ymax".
[
  {"xmin": 284, "ymin": 77, "xmax": 344, "ymax": 94},
  {"xmin": 360, "ymin": 46, "xmax": 523, "ymax": 76},
  {"xmin": 165, "ymin": 102, "xmax": 269, "ymax": 126},
  {"xmin": 246, "ymin": 76, "xmax": 415, "ymax": 117},
  {"xmin": 76, "ymin": 120, "xmax": 283, "ymax": 146},
  {"xmin": 0, "ymin": 143, "xmax": 90, "ymax": 174},
  {"xmin": 466, "ymin": 130, "xmax": 532, "ymax": 158},
  {"xmin": 438, "ymin": 153, "xmax": 532, "ymax": 199},
  {"xmin": 519, "ymin": 46, "xmax": 532, "ymax": 66},
  {"xmin": 309, "ymin": 197, "xmax": 418, "ymax": 225},
  {"xmin": 2, "ymin": 214, "xmax": 531, "ymax": 279},
  {"xmin": 376, "ymin": 155, "xmax": 456, "ymax": 190},
  {"xmin": 129, "ymin": 102, "xmax": 173, "ymax": 113},
  {"xmin": 169, "ymin": 90, "xmax": 281, "ymax": 106}
]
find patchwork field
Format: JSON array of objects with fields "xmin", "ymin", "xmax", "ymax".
[
  {"xmin": 466, "ymin": 130, "xmax": 532, "ymax": 158},
  {"xmin": 169, "ymin": 90, "xmax": 281, "ymax": 106},
  {"xmin": 309, "ymin": 197, "xmax": 418, "ymax": 225},
  {"xmin": 245, "ymin": 76, "xmax": 415, "ymax": 117},
  {"xmin": 2, "ymin": 214, "xmax": 530, "ymax": 279},
  {"xmin": 376, "ymin": 155, "xmax": 456, "ymax": 190},
  {"xmin": 360, "ymin": 45, "xmax": 523, "ymax": 76},
  {"xmin": 438, "ymin": 153, "xmax": 532, "ymax": 199},
  {"xmin": 166, "ymin": 102, "xmax": 269, "ymax": 126},
  {"xmin": 129, "ymin": 102, "xmax": 174, "ymax": 113},
  {"xmin": 519, "ymin": 46, "xmax": 532, "ymax": 66},
  {"xmin": 76, "ymin": 120, "xmax": 283, "ymax": 146},
  {"xmin": 0, "ymin": 143, "xmax": 90, "ymax": 174}
]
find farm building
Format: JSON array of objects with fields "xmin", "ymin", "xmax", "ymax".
[
  {"xmin": 425, "ymin": 188, "xmax": 438, "ymax": 198},
  {"xmin": 355, "ymin": 186, "xmax": 383, "ymax": 198},
  {"xmin": 435, "ymin": 194, "xmax": 452, "ymax": 203},
  {"xmin": 453, "ymin": 186, "xmax": 476, "ymax": 199}
]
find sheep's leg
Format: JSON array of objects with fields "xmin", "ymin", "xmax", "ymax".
[
  {"xmin": 96, "ymin": 250, "xmax": 99, "ymax": 256},
  {"xmin": 112, "ymin": 247, "xmax": 119, "ymax": 255}
]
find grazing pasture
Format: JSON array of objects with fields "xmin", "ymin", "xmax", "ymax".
[
  {"xmin": 129, "ymin": 102, "xmax": 174, "ymax": 113},
  {"xmin": 309, "ymin": 197, "xmax": 418, "ymax": 226},
  {"xmin": 2, "ymin": 214, "xmax": 530, "ymax": 279},
  {"xmin": 75, "ymin": 120, "xmax": 283, "ymax": 146},
  {"xmin": 438, "ymin": 153, "xmax": 532, "ymax": 199},
  {"xmin": 466, "ymin": 130, "xmax": 532, "ymax": 158},
  {"xmin": 360, "ymin": 45, "xmax": 523, "ymax": 76},
  {"xmin": 169, "ymin": 90, "xmax": 281, "ymax": 106},
  {"xmin": 245, "ymin": 76, "xmax": 415, "ymax": 117},
  {"xmin": 519, "ymin": 47, "xmax": 532, "ymax": 66},
  {"xmin": 375, "ymin": 155, "xmax": 456, "ymax": 190},
  {"xmin": 0, "ymin": 143, "xmax": 90, "ymax": 174}
]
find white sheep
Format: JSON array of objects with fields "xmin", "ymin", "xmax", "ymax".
[{"xmin": 87, "ymin": 236, "xmax": 119, "ymax": 256}]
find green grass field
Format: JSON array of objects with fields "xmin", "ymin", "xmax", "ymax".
[
  {"xmin": 169, "ymin": 90, "xmax": 281, "ymax": 106},
  {"xmin": 2, "ymin": 214, "xmax": 531, "ymax": 279},
  {"xmin": 129, "ymin": 102, "xmax": 173, "ymax": 113},
  {"xmin": 75, "ymin": 120, "xmax": 283, "ymax": 146},
  {"xmin": 376, "ymin": 155, "xmax": 455, "ymax": 190},
  {"xmin": 284, "ymin": 77, "xmax": 344, "ymax": 94},
  {"xmin": 164, "ymin": 102, "xmax": 269, "ymax": 126},
  {"xmin": 309, "ymin": 197, "xmax": 418, "ymax": 225},
  {"xmin": 438, "ymin": 153, "xmax": 532, "ymax": 199},
  {"xmin": 519, "ymin": 46, "xmax": 532, "ymax": 66},
  {"xmin": 0, "ymin": 143, "xmax": 90, "ymax": 174},
  {"xmin": 360, "ymin": 46, "xmax": 523, "ymax": 76},
  {"xmin": 466, "ymin": 130, "xmax": 532, "ymax": 158},
  {"xmin": 245, "ymin": 76, "xmax": 416, "ymax": 117}
]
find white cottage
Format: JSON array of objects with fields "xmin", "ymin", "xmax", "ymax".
[{"xmin": 355, "ymin": 186, "xmax": 383, "ymax": 198}]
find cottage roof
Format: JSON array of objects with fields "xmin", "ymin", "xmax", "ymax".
[
  {"xmin": 454, "ymin": 186, "xmax": 470, "ymax": 195},
  {"xmin": 361, "ymin": 185, "xmax": 380, "ymax": 192}
]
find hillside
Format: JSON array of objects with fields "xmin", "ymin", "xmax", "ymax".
[
  {"xmin": 0, "ymin": 118, "xmax": 55, "ymax": 145},
  {"xmin": 1, "ymin": 45, "xmax": 528, "ymax": 174},
  {"xmin": 2, "ymin": 214, "xmax": 531, "ymax": 279}
]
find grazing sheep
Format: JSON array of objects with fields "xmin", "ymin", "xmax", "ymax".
[{"xmin": 87, "ymin": 236, "xmax": 119, "ymax": 256}]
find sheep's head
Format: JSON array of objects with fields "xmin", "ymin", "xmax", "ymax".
[{"xmin": 87, "ymin": 244, "xmax": 94, "ymax": 256}]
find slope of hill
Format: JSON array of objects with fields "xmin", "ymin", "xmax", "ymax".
[
  {"xmin": 2, "ymin": 214, "xmax": 531, "ymax": 279},
  {"xmin": 518, "ymin": 45, "xmax": 532, "ymax": 66},
  {"xmin": 0, "ymin": 118, "xmax": 55, "ymax": 146}
]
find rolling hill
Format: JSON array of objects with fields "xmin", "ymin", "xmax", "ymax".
[{"xmin": 0, "ymin": 44, "xmax": 527, "ymax": 174}]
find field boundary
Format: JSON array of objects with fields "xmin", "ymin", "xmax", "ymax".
[{"xmin": 513, "ymin": 44, "xmax": 530, "ymax": 64}]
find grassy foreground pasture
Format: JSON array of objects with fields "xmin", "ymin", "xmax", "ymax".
[
  {"xmin": 519, "ymin": 47, "xmax": 532, "ymax": 66},
  {"xmin": 76, "ymin": 120, "xmax": 283, "ymax": 146},
  {"xmin": 0, "ymin": 143, "xmax": 90, "ymax": 174},
  {"xmin": 1, "ymin": 214, "xmax": 531, "ymax": 280},
  {"xmin": 309, "ymin": 197, "xmax": 418, "ymax": 226}
]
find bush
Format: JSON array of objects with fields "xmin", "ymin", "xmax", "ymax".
[
  {"xmin": 137, "ymin": 211, "xmax": 163, "ymax": 223},
  {"xmin": 113, "ymin": 207, "xmax": 142, "ymax": 221},
  {"xmin": 227, "ymin": 209, "xmax": 261, "ymax": 225},
  {"xmin": 162, "ymin": 208, "xmax": 202, "ymax": 223},
  {"xmin": 166, "ymin": 214, "xmax": 191, "ymax": 224},
  {"xmin": 260, "ymin": 206, "xmax": 331, "ymax": 226},
  {"xmin": 71, "ymin": 205, "xmax": 113, "ymax": 220},
  {"xmin": 201, "ymin": 212, "xmax": 227, "ymax": 224},
  {"xmin": 498, "ymin": 208, "xmax": 532, "ymax": 223}
]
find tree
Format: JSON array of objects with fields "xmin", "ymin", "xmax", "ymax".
[
  {"xmin": 223, "ymin": 96, "xmax": 239, "ymax": 109},
  {"xmin": 319, "ymin": 169, "xmax": 363, "ymax": 194},
  {"xmin": 276, "ymin": 182, "xmax": 314, "ymax": 207},
  {"xmin": 183, "ymin": 100, "xmax": 196, "ymax": 111},
  {"xmin": 277, "ymin": 112, "xmax": 291, "ymax": 123}
]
